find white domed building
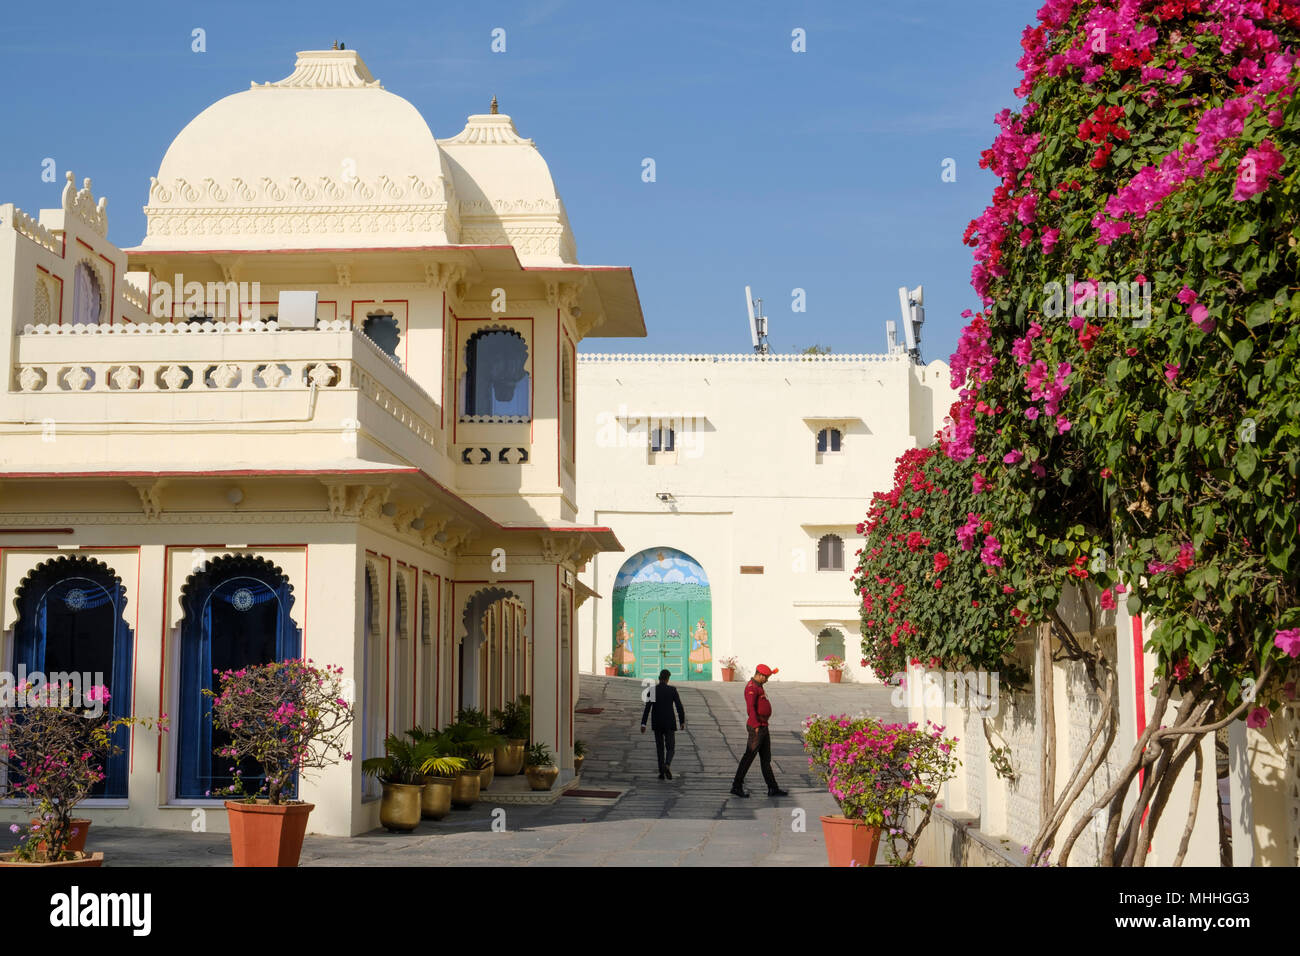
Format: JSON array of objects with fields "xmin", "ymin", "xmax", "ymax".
[{"xmin": 0, "ymin": 49, "xmax": 644, "ymax": 835}]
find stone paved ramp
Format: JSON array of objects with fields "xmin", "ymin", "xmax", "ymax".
[{"xmin": 7, "ymin": 676, "xmax": 902, "ymax": 866}]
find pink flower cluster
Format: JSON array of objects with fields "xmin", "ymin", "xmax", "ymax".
[{"xmin": 1095, "ymin": 50, "xmax": 1296, "ymax": 241}]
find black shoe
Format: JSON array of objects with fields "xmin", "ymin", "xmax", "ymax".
[
  {"xmin": 729, "ymin": 786, "xmax": 750, "ymax": 798},
  {"xmin": 768, "ymin": 787, "xmax": 789, "ymax": 797},
  {"xmin": 664, "ymin": 767, "xmax": 672, "ymax": 780},
  {"xmin": 658, "ymin": 770, "xmax": 665, "ymax": 779}
]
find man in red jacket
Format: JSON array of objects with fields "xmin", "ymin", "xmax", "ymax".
[{"xmin": 730, "ymin": 664, "xmax": 788, "ymax": 798}]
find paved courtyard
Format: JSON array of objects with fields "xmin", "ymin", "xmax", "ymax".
[{"xmin": 4, "ymin": 675, "xmax": 902, "ymax": 866}]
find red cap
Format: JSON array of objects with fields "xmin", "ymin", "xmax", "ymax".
[{"xmin": 755, "ymin": 664, "xmax": 775, "ymax": 676}]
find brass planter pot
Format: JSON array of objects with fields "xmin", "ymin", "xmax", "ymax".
[
  {"xmin": 525, "ymin": 764, "xmax": 560, "ymax": 791},
  {"xmin": 478, "ymin": 764, "xmax": 494, "ymax": 791},
  {"xmin": 421, "ymin": 777, "xmax": 454, "ymax": 820},
  {"xmin": 379, "ymin": 783, "xmax": 424, "ymax": 832},
  {"xmin": 494, "ymin": 740, "xmax": 526, "ymax": 776},
  {"xmin": 574, "ymin": 755, "xmax": 585, "ymax": 775},
  {"xmin": 451, "ymin": 770, "xmax": 481, "ymax": 808}
]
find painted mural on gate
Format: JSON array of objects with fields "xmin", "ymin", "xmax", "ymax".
[{"xmin": 611, "ymin": 548, "xmax": 711, "ymax": 681}]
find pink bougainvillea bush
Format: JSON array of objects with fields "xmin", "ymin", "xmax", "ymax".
[
  {"xmin": 802, "ymin": 714, "xmax": 959, "ymax": 866},
  {"xmin": 0, "ymin": 683, "xmax": 165, "ymax": 862},
  {"xmin": 206, "ymin": 659, "xmax": 354, "ymax": 805},
  {"xmin": 853, "ymin": 445, "xmax": 1028, "ymax": 685},
  {"xmin": 862, "ymin": 0, "xmax": 1299, "ymax": 865}
]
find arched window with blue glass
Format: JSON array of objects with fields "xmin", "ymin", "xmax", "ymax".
[
  {"xmin": 176, "ymin": 555, "xmax": 301, "ymax": 799},
  {"xmin": 11, "ymin": 556, "xmax": 134, "ymax": 798},
  {"xmin": 461, "ymin": 328, "xmax": 531, "ymax": 419}
]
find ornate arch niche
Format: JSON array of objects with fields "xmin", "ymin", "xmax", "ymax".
[
  {"xmin": 815, "ymin": 626, "xmax": 847, "ymax": 663},
  {"xmin": 392, "ymin": 571, "xmax": 413, "ymax": 732},
  {"xmin": 459, "ymin": 326, "xmax": 531, "ymax": 420},
  {"xmin": 174, "ymin": 554, "xmax": 301, "ymax": 800},
  {"xmin": 71, "ymin": 259, "xmax": 104, "ymax": 326},
  {"xmin": 459, "ymin": 586, "xmax": 528, "ymax": 713},
  {"xmin": 11, "ymin": 555, "xmax": 135, "ymax": 798},
  {"xmin": 361, "ymin": 558, "xmax": 386, "ymax": 798}
]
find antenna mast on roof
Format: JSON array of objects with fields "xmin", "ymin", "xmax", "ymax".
[
  {"xmin": 745, "ymin": 286, "xmax": 769, "ymax": 355},
  {"xmin": 894, "ymin": 284, "xmax": 924, "ymax": 363}
]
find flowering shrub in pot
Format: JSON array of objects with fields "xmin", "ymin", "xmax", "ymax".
[
  {"xmin": 0, "ymin": 682, "xmax": 164, "ymax": 866},
  {"xmin": 821, "ymin": 655, "xmax": 846, "ymax": 683},
  {"xmin": 717, "ymin": 656, "xmax": 739, "ymax": 682},
  {"xmin": 206, "ymin": 659, "xmax": 353, "ymax": 867},
  {"xmin": 802, "ymin": 714, "xmax": 959, "ymax": 866}
]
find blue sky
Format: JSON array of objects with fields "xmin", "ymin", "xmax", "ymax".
[{"xmin": 0, "ymin": 0, "xmax": 1036, "ymax": 362}]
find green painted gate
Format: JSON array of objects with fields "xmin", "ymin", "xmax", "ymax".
[{"xmin": 611, "ymin": 548, "xmax": 711, "ymax": 682}]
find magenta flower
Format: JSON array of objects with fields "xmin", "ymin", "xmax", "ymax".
[
  {"xmin": 1189, "ymin": 304, "xmax": 1214, "ymax": 332},
  {"xmin": 1233, "ymin": 140, "xmax": 1284, "ymax": 200},
  {"xmin": 1246, "ymin": 707, "xmax": 1270, "ymax": 729},
  {"xmin": 1164, "ymin": 363, "xmax": 1180, "ymax": 383},
  {"xmin": 1275, "ymin": 628, "xmax": 1300, "ymax": 659}
]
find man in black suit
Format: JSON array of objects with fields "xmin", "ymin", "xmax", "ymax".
[{"xmin": 641, "ymin": 669, "xmax": 686, "ymax": 779}]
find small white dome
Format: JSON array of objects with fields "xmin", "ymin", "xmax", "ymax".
[
  {"xmin": 439, "ymin": 109, "xmax": 577, "ymax": 264},
  {"xmin": 138, "ymin": 50, "xmax": 456, "ymax": 250}
]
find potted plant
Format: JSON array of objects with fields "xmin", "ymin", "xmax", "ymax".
[
  {"xmin": 603, "ymin": 654, "xmax": 617, "ymax": 677},
  {"xmin": 821, "ymin": 655, "xmax": 846, "ymax": 683},
  {"xmin": 718, "ymin": 656, "xmax": 740, "ymax": 682},
  {"xmin": 362, "ymin": 733, "xmax": 464, "ymax": 831},
  {"xmin": 0, "ymin": 682, "xmax": 160, "ymax": 867},
  {"xmin": 406, "ymin": 727, "xmax": 463, "ymax": 820},
  {"xmin": 465, "ymin": 750, "xmax": 494, "ymax": 790},
  {"xmin": 206, "ymin": 659, "xmax": 353, "ymax": 867},
  {"xmin": 573, "ymin": 739, "xmax": 587, "ymax": 775},
  {"xmin": 802, "ymin": 714, "xmax": 958, "ymax": 866},
  {"xmin": 450, "ymin": 766, "xmax": 482, "ymax": 808},
  {"xmin": 523, "ymin": 742, "xmax": 559, "ymax": 791},
  {"xmin": 441, "ymin": 721, "xmax": 502, "ymax": 801},
  {"xmin": 491, "ymin": 697, "xmax": 530, "ymax": 775}
]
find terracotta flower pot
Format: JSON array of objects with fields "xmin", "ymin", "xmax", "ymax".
[
  {"xmin": 494, "ymin": 740, "xmax": 525, "ymax": 776},
  {"xmin": 225, "ymin": 800, "xmax": 314, "ymax": 867},
  {"xmin": 525, "ymin": 764, "xmax": 559, "ymax": 791},
  {"xmin": 451, "ymin": 770, "xmax": 481, "ymax": 808},
  {"xmin": 30, "ymin": 818, "xmax": 91, "ymax": 855},
  {"xmin": 604, "ymin": 666, "xmax": 617, "ymax": 676},
  {"xmin": 421, "ymin": 777, "xmax": 454, "ymax": 820},
  {"xmin": 721, "ymin": 668, "xmax": 735, "ymax": 682},
  {"xmin": 379, "ymin": 783, "xmax": 423, "ymax": 832},
  {"xmin": 828, "ymin": 670, "xmax": 843, "ymax": 683},
  {"xmin": 819, "ymin": 815, "xmax": 881, "ymax": 867},
  {"xmin": 0, "ymin": 851, "xmax": 103, "ymax": 867}
]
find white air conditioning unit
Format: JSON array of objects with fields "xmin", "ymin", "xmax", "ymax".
[{"xmin": 276, "ymin": 291, "xmax": 319, "ymax": 329}]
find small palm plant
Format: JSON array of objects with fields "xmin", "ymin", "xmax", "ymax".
[
  {"xmin": 406, "ymin": 727, "xmax": 467, "ymax": 779},
  {"xmin": 362, "ymin": 734, "xmax": 465, "ymax": 784},
  {"xmin": 524, "ymin": 742, "xmax": 554, "ymax": 768}
]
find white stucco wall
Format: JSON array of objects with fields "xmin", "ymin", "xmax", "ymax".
[{"xmin": 575, "ymin": 353, "xmax": 957, "ymax": 684}]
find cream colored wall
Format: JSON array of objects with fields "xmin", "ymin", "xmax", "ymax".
[
  {"xmin": 575, "ymin": 354, "xmax": 956, "ymax": 684},
  {"xmin": 905, "ymin": 591, "xmax": 1224, "ymax": 867}
]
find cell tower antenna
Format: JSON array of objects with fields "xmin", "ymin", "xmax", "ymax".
[
  {"xmin": 895, "ymin": 284, "xmax": 925, "ymax": 363},
  {"xmin": 745, "ymin": 285, "xmax": 769, "ymax": 354}
]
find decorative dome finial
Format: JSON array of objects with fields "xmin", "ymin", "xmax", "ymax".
[{"xmin": 490, "ymin": 95, "xmax": 499, "ymax": 115}]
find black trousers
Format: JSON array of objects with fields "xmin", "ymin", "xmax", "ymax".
[
  {"xmin": 653, "ymin": 729, "xmax": 676, "ymax": 771},
  {"xmin": 733, "ymin": 725, "xmax": 778, "ymax": 790}
]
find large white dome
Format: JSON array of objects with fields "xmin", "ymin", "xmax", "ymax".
[{"xmin": 138, "ymin": 50, "xmax": 457, "ymax": 250}]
